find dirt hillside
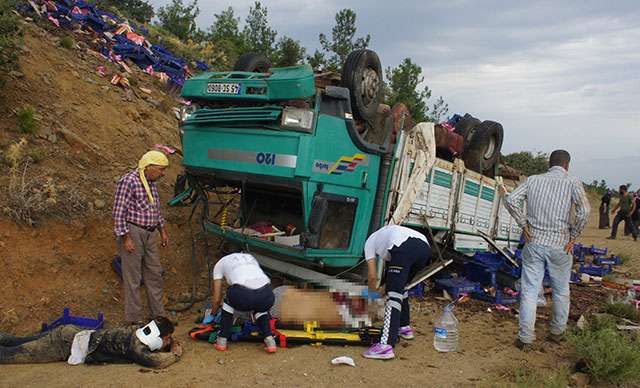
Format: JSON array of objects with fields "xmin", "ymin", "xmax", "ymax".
[{"xmin": 0, "ymin": 18, "xmax": 203, "ymax": 334}]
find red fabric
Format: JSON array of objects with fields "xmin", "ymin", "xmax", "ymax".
[{"xmin": 269, "ymin": 319, "xmax": 286, "ymax": 348}]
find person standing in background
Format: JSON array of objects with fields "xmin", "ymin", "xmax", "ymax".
[
  {"xmin": 599, "ymin": 189, "xmax": 612, "ymax": 229},
  {"xmin": 608, "ymin": 185, "xmax": 637, "ymax": 241}
]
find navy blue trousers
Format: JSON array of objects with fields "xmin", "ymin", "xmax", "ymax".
[
  {"xmin": 221, "ymin": 284, "xmax": 275, "ymax": 339},
  {"xmin": 380, "ymin": 238, "xmax": 431, "ymax": 346}
]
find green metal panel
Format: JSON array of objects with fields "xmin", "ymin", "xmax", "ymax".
[
  {"xmin": 185, "ymin": 106, "xmax": 282, "ymax": 125},
  {"xmin": 433, "ymin": 170, "xmax": 452, "ymax": 188},
  {"xmin": 182, "ymin": 65, "xmax": 315, "ymax": 102},
  {"xmin": 182, "ymin": 126, "xmax": 304, "ymax": 179},
  {"xmin": 308, "ymin": 114, "xmax": 380, "ymax": 190},
  {"xmin": 481, "ymin": 186, "xmax": 495, "ymax": 202},
  {"xmin": 464, "ymin": 180, "xmax": 480, "ymax": 197}
]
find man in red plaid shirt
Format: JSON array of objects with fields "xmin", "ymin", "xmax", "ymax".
[{"xmin": 113, "ymin": 151, "xmax": 170, "ymax": 323}]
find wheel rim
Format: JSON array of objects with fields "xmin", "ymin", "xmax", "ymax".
[
  {"xmin": 361, "ymin": 67, "xmax": 380, "ymax": 106},
  {"xmin": 484, "ymin": 135, "xmax": 496, "ymax": 159}
]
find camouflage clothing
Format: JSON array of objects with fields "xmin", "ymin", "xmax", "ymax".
[{"xmin": 0, "ymin": 325, "xmax": 179, "ymax": 368}]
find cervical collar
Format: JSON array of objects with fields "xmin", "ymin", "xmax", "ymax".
[{"xmin": 135, "ymin": 320, "xmax": 163, "ymax": 351}]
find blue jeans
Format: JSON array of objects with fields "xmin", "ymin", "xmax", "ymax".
[{"xmin": 519, "ymin": 244, "xmax": 572, "ymax": 343}]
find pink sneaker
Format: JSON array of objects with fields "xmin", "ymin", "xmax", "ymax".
[
  {"xmin": 398, "ymin": 325, "xmax": 415, "ymax": 340},
  {"xmin": 362, "ymin": 343, "xmax": 394, "ymax": 360}
]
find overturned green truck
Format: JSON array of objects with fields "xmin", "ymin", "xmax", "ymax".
[{"xmin": 175, "ymin": 50, "xmax": 523, "ymax": 279}]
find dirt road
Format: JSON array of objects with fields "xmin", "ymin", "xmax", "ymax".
[{"xmin": 5, "ymin": 207, "xmax": 638, "ymax": 387}]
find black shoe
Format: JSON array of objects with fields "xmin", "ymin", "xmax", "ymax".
[
  {"xmin": 515, "ymin": 339, "xmax": 533, "ymax": 352},
  {"xmin": 606, "ymin": 236, "xmax": 616, "ymax": 240},
  {"xmin": 547, "ymin": 332, "xmax": 566, "ymax": 344}
]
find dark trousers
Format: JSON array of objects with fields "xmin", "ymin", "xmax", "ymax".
[
  {"xmin": 598, "ymin": 203, "xmax": 610, "ymax": 229},
  {"xmin": 380, "ymin": 238, "xmax": 431, "ymax": 346},
  {"xmin": 220, "ymin": 284, "xmax": 275, "ymax": 339},
  {"xmin": 611, "ymin": 213, "xmax": 637, "ymax": 239},
  {"xmin": 0, "ymin": 325, "xmax": 81, "ymax": 364}
]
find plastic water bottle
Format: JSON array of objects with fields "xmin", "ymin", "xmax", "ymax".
[{"xmin": 433, "ymin": 303, "xmax": 459, "ymax": 352}]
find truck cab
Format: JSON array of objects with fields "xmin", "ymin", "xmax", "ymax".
[
  {"xmin": 177, "ymin": 51, "xmax": 523, "ymax": 275},
  {"xmin": 179, "ymin": 59, "xmax": 393, "ymax": 270}
]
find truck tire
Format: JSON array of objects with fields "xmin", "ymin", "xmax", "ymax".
[
  {"xmin": 462, "ymin": 120, "xmax": 503, "ymax": 174},
  {"xmin": 233, "ymin": 53, "xmax": 272, "ymax": 73},
  {"xmin": 454, "ymin": 113, "xmax": 481, "ymax": 141},
  {"xmin": 341, "ymin": 49, "xmax": 383, "ymax": 121}
]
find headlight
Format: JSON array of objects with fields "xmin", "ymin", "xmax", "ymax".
[
  {"xmin": 180, "ymin": 103, "xmax": 197, "ymax": 122},
  {"xmin": 281, "ymin": 107, "xmax": 314, "ymax": 132}
]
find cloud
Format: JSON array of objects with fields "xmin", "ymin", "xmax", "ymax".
[{"xmin": 148, "ymin": 0, "xmax": 640, "ymax": 184}]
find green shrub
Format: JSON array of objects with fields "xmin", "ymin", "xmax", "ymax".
[
  {"xmin": 25, "ymin": 148, "xmax": 44, "ymax": 164},
  {"xmin": 589, "ymin": 313, "xmax": 617, "ymax": 331},
  {"xmin": 16, "ymin": 105, "xmax": 38, "ymax": 134},
  {"xmin": 569, "ymin": 318, "xmax": 640, "ymax": 385},
  {"xmin": 59, "ymin": 35, "xmax": 74, "ymax": 49},
  {"xmin": 605, "ymin": 302, "xmax": 640, "ymax": 321},
  {"xmin": 512, "ymin": 367, "xmax": 569, "ymax": 388},
  {"xmin": 0, "ymin": 0, "xmax": 22, "ymax": 87}
]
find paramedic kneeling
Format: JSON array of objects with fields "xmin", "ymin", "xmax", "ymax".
[
  {"xmin": 362, "ymin": 225, "xmax": 432, "ymax": 360},
  {"xmin": 210, "ymin": 253, "xmax": 277, "ymax": 353}
]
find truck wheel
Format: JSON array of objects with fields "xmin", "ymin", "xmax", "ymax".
[
  {"xmin": 462, "ymin": 120, "xmax": 504, "ymax": 174},
  {"xmin": 454, "ymin": 113, "xmax": 481, "ymax": 141},
  {"xmin": 233, "ymin": 53, "xmax": 272, "ymax": 73},
  {"xmin": 341, "ymin": 49, "xmax": 383, "ymax": 121}
]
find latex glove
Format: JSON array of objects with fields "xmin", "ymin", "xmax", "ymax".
[{"xmin": 361, "ymin": 288, "xmax": 382, "ymax": 300}]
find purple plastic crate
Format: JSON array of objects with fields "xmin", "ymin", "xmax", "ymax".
[
  {"xmin": 41, "ymin": 308, "xmax": 104, "ymax": 332},
  {"xmin": 434, "ymin": 277, "xmax": 481, "ymax": 298}
]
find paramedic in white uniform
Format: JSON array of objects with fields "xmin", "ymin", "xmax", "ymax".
[
  {"xmin": 210, "ymin": 253, "xmax": 277, "ymax": 353},
  {"xmin": 362, "ymin": 225, "xmax": 432, "ymax": 360}
]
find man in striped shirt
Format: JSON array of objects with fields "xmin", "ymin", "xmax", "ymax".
[
  {"xmin": 503, "ymin": 150, "xmax": 590, "ymax": 350},
  {"xmin": 113, "ymin": 151, "xmax": 170, "ymax": 324}
]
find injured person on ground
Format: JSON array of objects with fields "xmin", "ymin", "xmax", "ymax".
[{"xmin": 0, "ymin": 316, "xmax": 182, "ymax": 368}]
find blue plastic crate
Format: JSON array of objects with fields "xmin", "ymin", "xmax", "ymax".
[
  {"xmin": 464, "ymin": 261, "xmax": 497, "ymax": 287},
  {"xmin": 579, "ymin": 263, "xmax": 612, "ymax": 277},
  {"xmin": 573, "ymin": 244, "xmax": 608, "ymax": 263},
  {"xmin": 570, "ymin": 271, "xmax": 581, "ymax": 283},
  {"xmin": 593, "ymin": 256, "xmax": 621, "ymax": 266},
  {"xmin": 434, "ymin": 277, "xmax": 481, "ymax": 298},
  {"xmin": 41, "ymin": 308, "xmax": 104, "ymax": 332},
  {"xmin": 408, "ymin": 282, "xmax": 425, "ymax": 298}
]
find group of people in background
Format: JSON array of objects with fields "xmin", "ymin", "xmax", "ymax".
[{"xmin": 600, "ymin": 185, "xmax": 639, "ymax": 241}]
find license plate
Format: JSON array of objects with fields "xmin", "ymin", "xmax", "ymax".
[{"xmin": 207, "ymin": 82, "xmax": 241, "ymax": 94}]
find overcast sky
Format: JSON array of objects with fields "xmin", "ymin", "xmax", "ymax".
[{"xmin": 151, "ymin": 0, "xmax": 640, "ymax": 187}]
